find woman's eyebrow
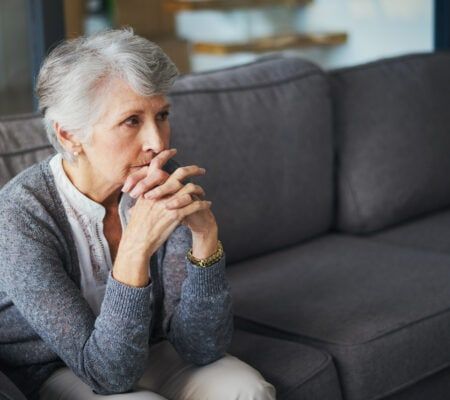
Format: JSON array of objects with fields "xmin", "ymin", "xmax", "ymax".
[
  {"xmin": 116, "ymin": 103, "xmax": 171, "ymax": 121},
  {"xmin": 116, "ymin": 109, "xmax": 144, "ymax": 121}
]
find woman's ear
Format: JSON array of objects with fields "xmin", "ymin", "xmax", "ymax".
[{"xmin": 53, "ymin": 122, "xmax": 82, "ymax": 154}]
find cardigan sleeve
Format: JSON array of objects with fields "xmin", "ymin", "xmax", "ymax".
[
  {"xmin": 0, "ymin": 204, "xmax": 152, "ymax": 395},
  {"xmin": 160, "ymin": 224, "xmax": 234, "ymax": 365}
]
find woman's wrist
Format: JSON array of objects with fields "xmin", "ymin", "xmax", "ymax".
[
  {"xmin": 191, "ymin": 227, "xmax": 219, "ymax": 259},
  {"xmin": 113, "ymin": 240, "xmax": 152, "ymax": 288}
]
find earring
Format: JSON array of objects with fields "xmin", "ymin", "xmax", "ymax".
[{"xmin": 73, "ymin": 151, "xmax": 80, "ymax": 157}]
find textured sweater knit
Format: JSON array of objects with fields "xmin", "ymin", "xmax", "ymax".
[
  {"xmin": 0, "ymin": 155, "xmax": 233, "ymax": 400},
  {"xmin": 49, "ymin": 153, "xmax": 138, "ymax": 316}
]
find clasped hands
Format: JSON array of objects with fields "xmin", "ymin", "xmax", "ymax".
[{"xmin": 121, "ymin": 148, "xmax": 218, "ymax": 249}]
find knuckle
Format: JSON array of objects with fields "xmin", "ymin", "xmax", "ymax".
[
  {"xmin": 142, "ymin": 176, "xmax": 155, "ymax": 186},
  {"xmin": 134, "ymin": 181, "xmax": 144, "ymax": 190},
  {"xmin": 173, "ymin": 209, "xmax": 182, "ymax": 220},
  {"xmin": 155, "ymin": 169, "xmax": 167, "ymax": 179},
  {"xmin": 186, "ymin": 182, "xmax": 195, "ymax": 191},
  {"xmin": 129, "ymin": 175, "xmax": 140, "ymax": 185}
]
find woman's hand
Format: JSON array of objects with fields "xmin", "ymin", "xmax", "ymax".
[
  {"xmin": 121, "ymin": 148, "xmax": 178, "ymax": 198},
  {"xmin": 120, "ymin": 166, "xmax": 212, "ymax": 260},
  {"xmin": 121, "ymin": 150, "xmax": 219, "ymax": 259},
  {"xmin": 145, "ymin": 166, "xmax": 217, "ymax": 237}
]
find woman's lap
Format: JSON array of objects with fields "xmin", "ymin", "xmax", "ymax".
[{"xmin": 38, "ymin": 340, "xmax": 276, "ymax": 400}]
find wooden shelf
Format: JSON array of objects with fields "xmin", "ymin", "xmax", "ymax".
[
  {"xmin": 192, "ymin": 32, "xmax": 348, "ymax": 54},
  {"xmin": 164, "ymin": 0, "xmax": 312, "ymax": 12}
]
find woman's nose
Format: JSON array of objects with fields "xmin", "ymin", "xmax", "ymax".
[{"xmin": 141, "ymin": 126, "xmax": 165, "ymax": 154}]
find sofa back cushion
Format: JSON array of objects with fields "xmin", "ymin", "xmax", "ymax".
[
  {"xmin": 168, "ymin": 56, "xmax": 334, "ymax": 264},
  {"xmin": 0, "ymin": 114, "xmax": 54, "ymax": 189},
  {"xmin": 332, "ymin": 53, "xmax": 450, "ymax": 234}
]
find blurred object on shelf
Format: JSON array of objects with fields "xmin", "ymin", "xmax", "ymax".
[
  {"xmin": 193, "ymin": 31, "xmax": 347, "ymax": 54},
  {"xmin": 164, "ymin": 0, "xmax": 311, "ymax": 12},
  {"xmin": 152, "ymin": 35, "xmax": 191, "ymax": 74},
  {"xmin": 64, "ymin": 0, "xmax": 85, "ymax": 38},
  {"xmin": 114, "ymin": 0, "xmax": 190, "ymax": 73},
  {"xmin": 115, "ymin": 0, "xmax": 175, "ymax": 37},
  {"xmin": 84, "ymin": 0, "xmax": 113, "ymax": 36}
]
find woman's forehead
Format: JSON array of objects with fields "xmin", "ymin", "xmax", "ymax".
[{"xmin": 97, "ymin": 79, "xmax": 169, "ymax": 122}]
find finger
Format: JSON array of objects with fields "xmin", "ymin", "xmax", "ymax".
[
  {"xmin": 122, "ymin": 167, "xmax": 149, "ymax": 193},
  {"xmin": 148, "ymin": 148, "xmax": 178, "ymax": 172},
  {"xmin": 170, "ymin": 165, "xmax": 206, "ymax": 183},
  {"xmin": 176, "ymin": 200, "xmax": 212, "ymax": 221},
  {"xmin": 144, "ymin": 177, "xmax": 182, "ymax": 200},
  {"xmin": 166, "ymin": 184, "xmax": 205, "ymax": 209},
  {"xmin": 165, "ymin": 193, "xmax": 195, "ymax": 209},
  {"xmin": 145, "ymin": 166, "xmax": 206, "ymax": 199},
  {"xmin": 129, "ymin": 169, "xmax": 170, "ymax": 199},
  {"xmin": 122, "ymin": 148, "xmax": 176, "ymax": 193},
  {"xmin": 166, "ymin": 199, "xmax": 212, "ymax": 224}
]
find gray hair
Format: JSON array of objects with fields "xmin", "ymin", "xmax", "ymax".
[{"xmin": 36, "ymin": 27, "xmax": 179, "ymax": 163}]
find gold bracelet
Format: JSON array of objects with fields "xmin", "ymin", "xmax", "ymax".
[{"xmin": 187, "ymin": 240, "xmax": 224, "ymax": 268}]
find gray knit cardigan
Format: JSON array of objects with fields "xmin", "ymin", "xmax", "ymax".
[{"xmin": 0, "ymin": 156, "xmax": 233, "ymax": 400}]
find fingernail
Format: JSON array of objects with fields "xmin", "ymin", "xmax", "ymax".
[
  {"xmin": 200, "ymin": 168, "xmax": 206, "ymax": 173},
  {"xmin": 122, "ymin": 182, "xmax": 131, "ymax": 192},
  {"xmin": 129, "ymin": 189, "xmax": 139, "ymax": 198}
]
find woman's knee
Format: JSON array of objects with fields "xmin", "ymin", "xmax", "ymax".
[
  {"xmin": 38, "ymin": 367, "xmax": 168, "ymax": 400},
  {"xmin": 165, "ymin": 354, "xmax": 276, "ymax": 400}
]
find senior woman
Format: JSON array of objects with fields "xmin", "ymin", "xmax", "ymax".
[{"xmin": 0, "ymin": 29, "xmax": 276, "ymax": 400}]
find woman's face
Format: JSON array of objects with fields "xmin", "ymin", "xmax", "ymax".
[{"xmin": 80, "ymin": 77, "xmax": 171, "ymax": 192}]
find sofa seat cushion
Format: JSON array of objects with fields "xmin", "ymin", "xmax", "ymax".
[
  {"xmin": 0, "ymin": 370, "xmax": 26, "ymax": 400},
  {"xmin": 365, "ymin": 208, "xmax": 450, "ymax": 256},
  {"xmin": 229, "ymin": 329, "xmax": 342, "ymax": 400},
  {"xmin": 227, "ymin": 234, "xmax": 450, "ymax": 400}
]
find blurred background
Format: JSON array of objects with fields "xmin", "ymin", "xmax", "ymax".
[{"xmin": 0, "ymin": 0, "xmax": 447, "ymax": 117}]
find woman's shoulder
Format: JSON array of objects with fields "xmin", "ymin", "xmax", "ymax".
[
  {"xmin": 0, "ymin": 156, "xmax": 56, "ymax": 219},
  {"xmin": 0, "ymin": 156, "xmax": 52, "ymax": 200}
]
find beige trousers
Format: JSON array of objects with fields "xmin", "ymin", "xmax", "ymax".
[{"xmin": 38, "ymin": 340, "xmax": 276, "ymax": 400}]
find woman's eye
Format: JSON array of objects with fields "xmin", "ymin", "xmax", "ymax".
[
  {"xmin": 124, "ymin": 116, "xmax": 140, "ymax": 127},
  {"xmin": 157, "ymin": 111, "xmax": 170, "ymax": 122}
]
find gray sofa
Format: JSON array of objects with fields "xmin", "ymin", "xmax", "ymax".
[{"xmin": 1, "ymin": 51, "xmax": 449, "ymax": 399}]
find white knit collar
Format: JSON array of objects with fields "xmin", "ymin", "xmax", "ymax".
[{"xmin": 49, "ymin": 153, "xmax": 134, "ymax": 222}]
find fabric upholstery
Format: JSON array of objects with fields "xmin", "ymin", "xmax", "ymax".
[
  {"xmin": 332, "ymin": 53, "xmax": 450, "ymax": 234},
  {"xmin": 229, "ymin": 329, "xmax": 342, "ymax": 400},
  {"xmin": 0, "ymin": 370, "xmax": 26, "ymax": 400},
  {"xmin": 383, "ymin": 366, "xmax": 450, "ymax": 400},
  {"xmin": 168, "ymin": 55, "xmax": 334, "ymax": 264},
  {"xmin": 0, "ymin": 114, "xmax": 54, "ymax": 188},
  {"xmin": 227, "ymin": 233, "xmax": 450, "ymax": 400},
  {"xmin": 365, "ymin": 208, "xmax": 450, "ymax": 256}
]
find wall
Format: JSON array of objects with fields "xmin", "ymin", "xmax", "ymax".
[
  {"xmin": 0, "ymin": 0, "xmax": 34, "ymax": 114},
  {"xmin": 175, "ymin": 0, "xmax": 434, "ymax": 72}
]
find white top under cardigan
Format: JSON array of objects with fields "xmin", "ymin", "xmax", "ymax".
[{"xmin": 49, "ymin": 153, "xmax": 139, "ymax": 316}]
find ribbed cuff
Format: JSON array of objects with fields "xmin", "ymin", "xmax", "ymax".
[
  {"xmin": 101, "ymin": 271, "xmax": 152, "ymax": 320},
  {"xmin": 184, "ymin": 252, "xmax": 227, "ymax": 297}
]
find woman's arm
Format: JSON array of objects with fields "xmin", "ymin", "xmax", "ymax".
[
  {"xmin": 160, "ymin": 224, "xmax": 234, "ymax": 365},
  {"xmin": 0, "ymin": 204, "xmax": 152, "ymax": 395}
]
